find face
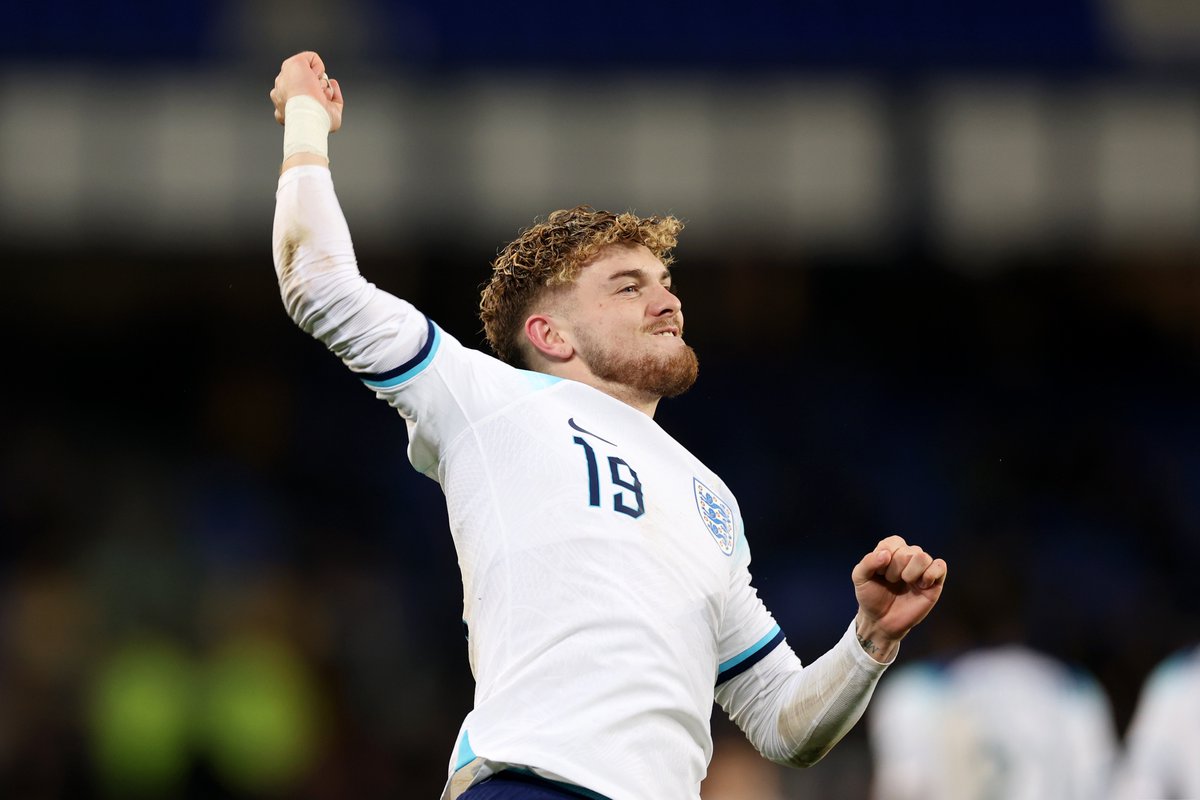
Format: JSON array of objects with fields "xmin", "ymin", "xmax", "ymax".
[{"xmin": 561, "ymin": 243, "xmax": 699, "ymax": 398}]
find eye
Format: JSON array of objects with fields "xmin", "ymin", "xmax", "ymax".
[{"xmin": 618, "ymin": 284, "xmax": 638, "ymax": 295}]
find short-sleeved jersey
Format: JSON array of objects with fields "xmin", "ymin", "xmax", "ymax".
[
  {"xmin": 1112, "ymin": 646, "xmax": 1200, "ymax": 800},
  {"xmin": 868, "ymin": 647, "xmax": 1117, "ymax": 800},
  {"xmin": 362, "ymin": 317, "xmax": 781, "ymax": 798}
]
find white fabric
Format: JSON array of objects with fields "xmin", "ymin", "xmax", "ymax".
[
  {"xmin": 273, "ymin": 165, "xmax": 890, "ymax": 800},
  {"xmin": 717, "ymin": 621, "xmax": 890, "ymax": 768},
  {"xmin": 868, "ymin": 646, "xmax": 1118, "ymax": 800},
  {"xmin": 1111, "ymin": 645, "xmax": 1200, "ymax": 800}
]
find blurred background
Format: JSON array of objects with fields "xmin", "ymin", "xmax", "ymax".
[{"xmin": 2, "ymin": 0, "xmax": 1199, "ymax": 797}]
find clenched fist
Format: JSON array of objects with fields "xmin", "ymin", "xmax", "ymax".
[
  {"xmin": 851, "ymin": 535, "xmax": 948, "ymax": 661},
  {"xmin": 270, "ymin": 51, "xmax": 343, "ymax": 132}
]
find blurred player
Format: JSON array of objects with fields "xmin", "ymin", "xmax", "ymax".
[
  {"xmin": 1111, "ymin": 644, "xmax": 1200, "ymax": 799},
  {"xmin": 869, "ymin": 647, "xmax": 1117, "ymax": 800},
  {"xmin": 269, "ymin": 51, "xmax": 948, "ymax": 800}
]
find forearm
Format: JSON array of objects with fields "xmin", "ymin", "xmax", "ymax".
[
  {"xmin": 282, "ymin": 152, "xmax": 329, "ymax": 173},
  {"xmin": 272, "ymin": 167, "xmax": 424, "ymax": 374},
  {"xmin": 718, "ymin": 621, "xmax": 892, "ymax": 768},
  {"xmin": 269, "ymin": 53, "xmax": 425, "ymax": 372},
  {"xmin": 272, "ymin": 165, "xmax": 363, "ymax": 338}
]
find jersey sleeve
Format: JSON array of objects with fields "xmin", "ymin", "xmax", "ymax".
[
  {"xmin": 273, "ymin": 166, "xmax": 426, "ymax": 375},
  {"xmin": 714, "ymin": 535, "xmax": 786, "ymax": 687},
  {"xmin": 713, "ymin": 520, "xmax": 891, "ymax": 768},
  {"xmin": 272, "ymin": 166, "xmax": 549, "ymax": 477}
]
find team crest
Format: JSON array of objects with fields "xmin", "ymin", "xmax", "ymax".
[{"xmin": 693, "ymin": 478, "xmax": 735, "ymax": 556}]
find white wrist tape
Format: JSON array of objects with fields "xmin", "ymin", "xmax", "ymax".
[{"xmin": 283, "ymin": 95, "xmax": 332, "ymax": 160}]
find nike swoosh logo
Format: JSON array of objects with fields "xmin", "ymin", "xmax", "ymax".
[{"xmin": 568, "ymin": 417, "xmax": 617, "ymax": 447}]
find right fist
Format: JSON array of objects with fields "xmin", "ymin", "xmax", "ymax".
[{"xmin": 270, "ymin": 51, "xmax": 343, "ymax": 132}]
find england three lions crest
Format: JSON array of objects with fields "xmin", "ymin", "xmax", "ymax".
[{"xmin": 693, "ymin": 478, "xmax": 735, "ymax": 556}]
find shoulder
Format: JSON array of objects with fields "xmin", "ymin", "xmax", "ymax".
[
  {"xmin": 1143, "ymin": 645, "xmax": 1200, "ymax": 696},
  {"xmin": 365, "ymin": 320, "xmax": 563, "ymax": 400}
]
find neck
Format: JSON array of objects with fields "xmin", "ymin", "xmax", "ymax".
[
  {"xmin": 541, "ymin": 361, "xmax": 661, "ymax": 417},
  {"xmin": 589, "ymin": 378, "xmax": 661, "ymax": 418}
]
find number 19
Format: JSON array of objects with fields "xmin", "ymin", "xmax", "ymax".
[{"xmin": 573, "ymin": 436, "xmax": 644, "ymax": 519}]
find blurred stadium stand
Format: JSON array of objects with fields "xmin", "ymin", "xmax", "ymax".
[
  {"xmin": 2, "ymin": 0, "xmax": 1198, "ymax": 256},
  {"xmin": 2, "ymin": 1, "xmax": 1198, "ymax": 798}
]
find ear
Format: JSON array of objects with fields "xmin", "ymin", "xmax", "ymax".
[{"xmin": 524, "ymin": 314, "xmax": 574, "ymax": 361}]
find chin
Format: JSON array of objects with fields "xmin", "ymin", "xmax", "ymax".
[
  {"xmin": 629, "ymin": 346, "xmax": 700, "ymax": 398},
  {"xmin": 577, "ymin": 330, "xmax": 700, "ymax": 398}
]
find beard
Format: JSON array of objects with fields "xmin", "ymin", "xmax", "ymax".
[{"xmin": 576, "ymin": 329, "xmax": 700, "ymax": 399}]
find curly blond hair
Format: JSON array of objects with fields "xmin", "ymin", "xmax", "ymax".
[{"xmin": 479, "ymin": 205, "xmax": 684, "ymax": 365}]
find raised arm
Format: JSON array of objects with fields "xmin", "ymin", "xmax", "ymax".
[{"xmin": 269, "ymin": 52, "xmax": 428, "ymax": 379}]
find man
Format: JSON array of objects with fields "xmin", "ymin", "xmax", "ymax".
[
  {"xmin": 270, "ymin": 51, "xmax": 947, "ymax": 800},
  {"xmin": 868, "ymin": 649, "xmax": 1117, "ymax": 800}
]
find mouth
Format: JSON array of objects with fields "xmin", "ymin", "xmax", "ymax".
[{"xmin": 650, "ymin": 327, "xmax": 680, "ymax": 339}]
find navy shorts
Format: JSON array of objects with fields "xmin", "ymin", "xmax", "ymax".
[{"xmin": 460, "ymin": 771, "xmax": 604, "ymax": 799}]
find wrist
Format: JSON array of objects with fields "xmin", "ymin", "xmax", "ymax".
[
  {"xmin": 854, "ymin": 614, "xmax": 901, "ymax": 663},
  {"xmin": 283, "ymin": 95, "xmax": 331, "ymax": 163}
]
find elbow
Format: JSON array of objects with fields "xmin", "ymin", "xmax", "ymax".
[
  {"xmin": 282, "ymin": 286, "xmax": 315, "ymax": 326},
  {"xmin": 281, "ymin": 278, "xmax": 345, "ymax": 335},
  {"xmin": 778, "ymin": 745, "xmax": 831, "ymax": 769},
  {"xmin": 764, "ymin": 738, "xmax": 832, "ymax": 769}
]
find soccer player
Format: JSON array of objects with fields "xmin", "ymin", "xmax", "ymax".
[
  {"xmin": 868, "ymin": 647, "xmax": 1117, "ymax": 800},
  {"xmin": 269, "ymin": 51, "xmax": 948, "ymax": 800},
  {"xmin": 1111, "ymin": 644, "xmax": 1200, "ymax": 799}
]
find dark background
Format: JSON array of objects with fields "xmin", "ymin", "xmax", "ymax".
[{"xmin": 3, "ymin": 1, "xmax": 1199, "ymax": 797}]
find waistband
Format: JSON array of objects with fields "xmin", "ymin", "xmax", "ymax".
[{"xmin": 485, "ymin": 769, "xmax": 612, "ymax": 800}]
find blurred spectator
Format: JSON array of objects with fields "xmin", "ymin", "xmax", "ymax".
[
  {"xmin": 868, "ymin": 555, "xmax": 1118, "ymax": 800},
  {"xmin": 869, "ymin": 647, "xmax": 1117, "ymax": 800}
]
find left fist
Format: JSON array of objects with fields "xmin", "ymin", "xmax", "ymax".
[{"xmin": 852, "ymin": 535, "xmax": 947, "ymax": 645}]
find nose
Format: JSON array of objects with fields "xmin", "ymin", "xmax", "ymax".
[{"xmin": 648, "ymin": 283, "xmax": 681, "ymax": 317}]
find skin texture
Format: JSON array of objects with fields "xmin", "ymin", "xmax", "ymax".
[
  {"xmin": 522, "ymin": 243, "xmax": 698, "ymax": 417},
  {"xmin": 271, "ymin": 50, "xmax": 946, "ymax": 665},
  {"xmin": 271, "ymin": 51, "xmax": 342, "ymax": 172},
  {"xmin": 852, "ymin": 536, "xmax": 948, "ymax": 661}
]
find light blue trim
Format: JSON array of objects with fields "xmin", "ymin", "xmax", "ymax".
[
  {"xmin": 362, "ymin": 324, "xmax": 443, "ymax": 388},
  {"xmin": 719, "ymin": 624, "xmax": 782, "ymax": 674},
  {"xmin": 518, "ymin": 369, "xmax": 563, "ymax": 390},
  {"xmin": 453, "ymin": 729, "xmax": 476, "ymax": 771}
]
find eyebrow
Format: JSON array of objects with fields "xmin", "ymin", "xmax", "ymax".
[{"xmin": 606, "ymin": 267, "xmax": 672, "ymax": 283}]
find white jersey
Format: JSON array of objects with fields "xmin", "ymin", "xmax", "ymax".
[
  {"xmin": 1112, "ymin": 645, "xmax": 1200, "ymax": 800},
  {"xmin": 273, "ymin": 166, "xmax": 889, "ymax": 800},
  {"xmin": 869, "ymin": 647, "xmax": 1117, "ymax": 800}
]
